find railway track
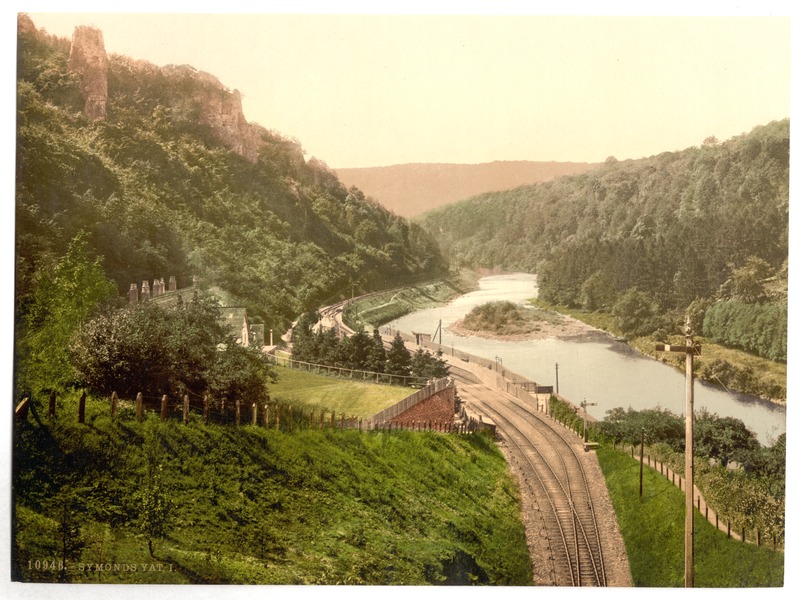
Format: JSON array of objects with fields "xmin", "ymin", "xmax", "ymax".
[{"xmin": 458, "ymin": 382, "xmax": 607, "ymax": 586}]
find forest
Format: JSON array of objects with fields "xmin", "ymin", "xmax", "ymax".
[
  {"xmin": 419, "ymin": 121, "xmax": 789, "ymax": 365},
  {"xmin": 15, "ymin": 21, "xmax": 447, "ymax": 347}
]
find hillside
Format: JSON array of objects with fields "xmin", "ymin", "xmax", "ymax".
[
  {"xmin": 12, "ymin": 392, "xmax": 533, "ymax": 584},
  {"xmin": 335, "ymin": 160, "xmax": 601, "ymax": 217},
  {"xmin": 15, "ymin": 14, "xmax": 447, "ymax": 336}
]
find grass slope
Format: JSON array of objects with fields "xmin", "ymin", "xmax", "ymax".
[
  {"xmin": 13, "ymin": 392, "xmax": 533, "ymax": 585},
  {"xmin": 596, "ymin": 445, "xmax": 783, "ymax": 587},
  {"xmin": 268, "ymin": 366, "xmax": 411, "ymax": 418}
]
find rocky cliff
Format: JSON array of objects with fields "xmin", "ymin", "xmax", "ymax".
[
  {"xmin": 162, "ymin": 64, "xmax": 265, "ymax": 162},
  {"xmin": 58, "ymin": 18, "xmax": 268, "ymax": 163},
  {"xmin": 67, "ymin": 25, "xmax": 109, "ymax": 121}
]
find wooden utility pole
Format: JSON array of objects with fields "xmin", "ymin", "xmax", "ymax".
[
  {"xmin": 555, "ymin": 363, "xmax": 559, "ymax": 394},
  {"xmin": 639, "ymin": 430, "xmax": 645, "ymax": 498},
  {"xmin": 655, "ymin": 318, "xmax": 700, "ymax": 588}
]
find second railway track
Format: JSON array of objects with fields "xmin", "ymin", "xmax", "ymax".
[{"xmin": 458, "ymin": 382, "xmax": 608, "ymax": 586}]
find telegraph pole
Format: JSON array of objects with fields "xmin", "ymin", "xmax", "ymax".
[
  {"xmin": 555, "ymin": 363, "xmax": 559, "ymax": 394},
  {"xmin": 655, "ymin": 318, "xmax": 700, "ymax": 588}
]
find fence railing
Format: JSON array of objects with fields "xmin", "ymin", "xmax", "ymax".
[
  {"xmin": 17, "ymin": 385, "xmax": 480, "ymax": 436},
  {"xmin": 266, "ymin": 353, "xmax": 430, "ymax": 388}
]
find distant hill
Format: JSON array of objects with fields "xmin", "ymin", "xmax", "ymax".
[{"xmin": 335, "ymin": 161, "xmax": 601, "ymax": 217}]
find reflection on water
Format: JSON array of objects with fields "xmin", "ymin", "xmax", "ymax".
[{"xmin": 392, "ymin": 273, "xmax": 786, "ymax": 445}]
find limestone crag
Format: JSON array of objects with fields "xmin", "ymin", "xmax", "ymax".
[
  {"xmin": 68, "ymin": 26, "xmax": 108, "ymax": 121},
  {"xmin": 56, "ymin": 18, "xmax": 276, "ymax": 164},
  {"xmin": 163, "ymin": 65, "xmax": 264, "ymax": 163}
]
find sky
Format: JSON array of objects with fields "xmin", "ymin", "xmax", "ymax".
[{"xmin": 18, "ymin": 3, "xmax": 792, "ymax": 169}]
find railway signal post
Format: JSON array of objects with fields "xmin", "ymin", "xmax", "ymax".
[
  {"xmin": 580, "ymin": 400, "xmax": 596, "ymax": 443},
  {"xmin": 655, "ymin": 318, "xmax": 700, "ymax": 588}
]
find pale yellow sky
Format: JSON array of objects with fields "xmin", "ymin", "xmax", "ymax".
[{"xmin": 18, "ymin": 7, "xmax": 794, "ymax": 169}]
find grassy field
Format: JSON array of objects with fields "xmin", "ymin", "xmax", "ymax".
[
  {"xmin": 13, "ymin": 391, "xmax": 533, "ymax": 585},
  {"xmin": 596, "ymin": 444, "xmax": 784, "ymax": 587},
  {"xmin": 268, "ymin": 365, "xmax": 411, "ymax": 418}
]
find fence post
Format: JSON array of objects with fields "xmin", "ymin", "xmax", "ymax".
[
  {"xmin": 252, "ymin": 402, "xmax": 258, "ymax": 426},
  {"xmin": 160, "ymin": 395, "xmax": 168, "ymax": 421},
  {"xmin": 263, "ymin": 404, "xmax": 269, "ymax": 427},
  {"xmin": 136, "ymin": 392, "xmax": 143, "ymax": 422},
  {"xmin": 235, "ymin": 399, "xmax": 241, "ymax": 426},
  {"xmin": 78, "ymin": 391, "xmax": 87, "ymax": 423},
  {"xmin": 289, "ymin": 405, "xmax": 293, "ymax": 432},
  {"xmin": 331, "ymin": 410, "xmax": 336, "ymax": 428},
  {"xmin": 757, "ymin": 529, "xmax": 761, "ymax": 547},
  {"xmin": 310, "ymin": 411, "xmax": 314, "ymax": 429},
  {"xmin": 742, "ymin": 528, "xmax": 745, "ymax": 544},
  {"xmin": 111, "ymin": 391, "xmax": 118, "ymax": 419},
  {"xmin": 49, "ymin": 390, "xmax": 57, "ymax": 418},
  {"xmin": 275, "ymin": 404, "xmax": 280, "ymax": 431},
  {"xmin": 319, "ymin": 410, "xmax": 324, "ymax": 429},
  {"xmin": 204, "ymin": 394, "xmax": 210, "ymax": 424},
  {"xmin": 183, "ymin": 395, "xmax": 190, "ymax": 424},
  {"xmin": 727, "ymin": 520, "xmax": 731, "ymax": 539},
  {"xmin": 221, "ymin": 397, "xmax": 227, "ymax": 424}
]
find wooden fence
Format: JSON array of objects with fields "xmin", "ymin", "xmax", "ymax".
[
  {"xmin": 16, "ymin": 384, "xmax": 480, "ymax": 436},
  {"xmin": 613, "ymin": 439, "xmax": 784, "ymax": 551}
]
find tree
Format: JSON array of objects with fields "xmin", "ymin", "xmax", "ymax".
[
  {"xmin": 694, "ymin": 410, "xmax": 760, "ymax": 467},
  {"xmin": 410, "ymin": 348, "xmax": 450, "ymax": 380},
  {"xmin": 135, "ymin": 464, "xmax": 172, "ymax": 558},
  {"xmin": 611, "ymin": 288, "xmax": 660, "ymax": 338},
  {"xmin": 207, "ymin": 343, "xmax": 274, "ymax": 406},
  {"xmin": 71, "ymin": 291, "xmax": 273, "ymax": 400},
  {"xmin": 340, "ymin": 329, "xmax": 373, "ymax": 371},
  {"xmin": 17, "ymin": 231, "xmax": 117, "ymax": 397},
  {"xmin": 717, "ymin": 256, "xmax": 773, "ymax": 303},
  {"xmin": 579, "ymin": 271, "xmax": 616, "ymax": 311},
  {"xmin": 384, "ymin": 333, "xmax": 411, "ymax": 377},
  {"xmin": 365, "ymin": 329, "xmax": 387, "ymax": 374}
]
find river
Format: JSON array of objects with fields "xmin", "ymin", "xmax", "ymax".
[{"xmin": 390, "ymin": 273, "xmax": 786, "ymax": 446}]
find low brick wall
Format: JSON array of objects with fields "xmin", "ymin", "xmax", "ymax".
[{"xmin": 388, "ymin": 386, "xmax": 455, "ymax": 426}]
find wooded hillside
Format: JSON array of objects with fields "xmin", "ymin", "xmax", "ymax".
[
  {"xmin": 419, "ymin": 121, "xmax": 789, "ymax": 361},
  {"xmin": 15, "ymin": 19, "xmax": 447, "ymax": 336}
]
